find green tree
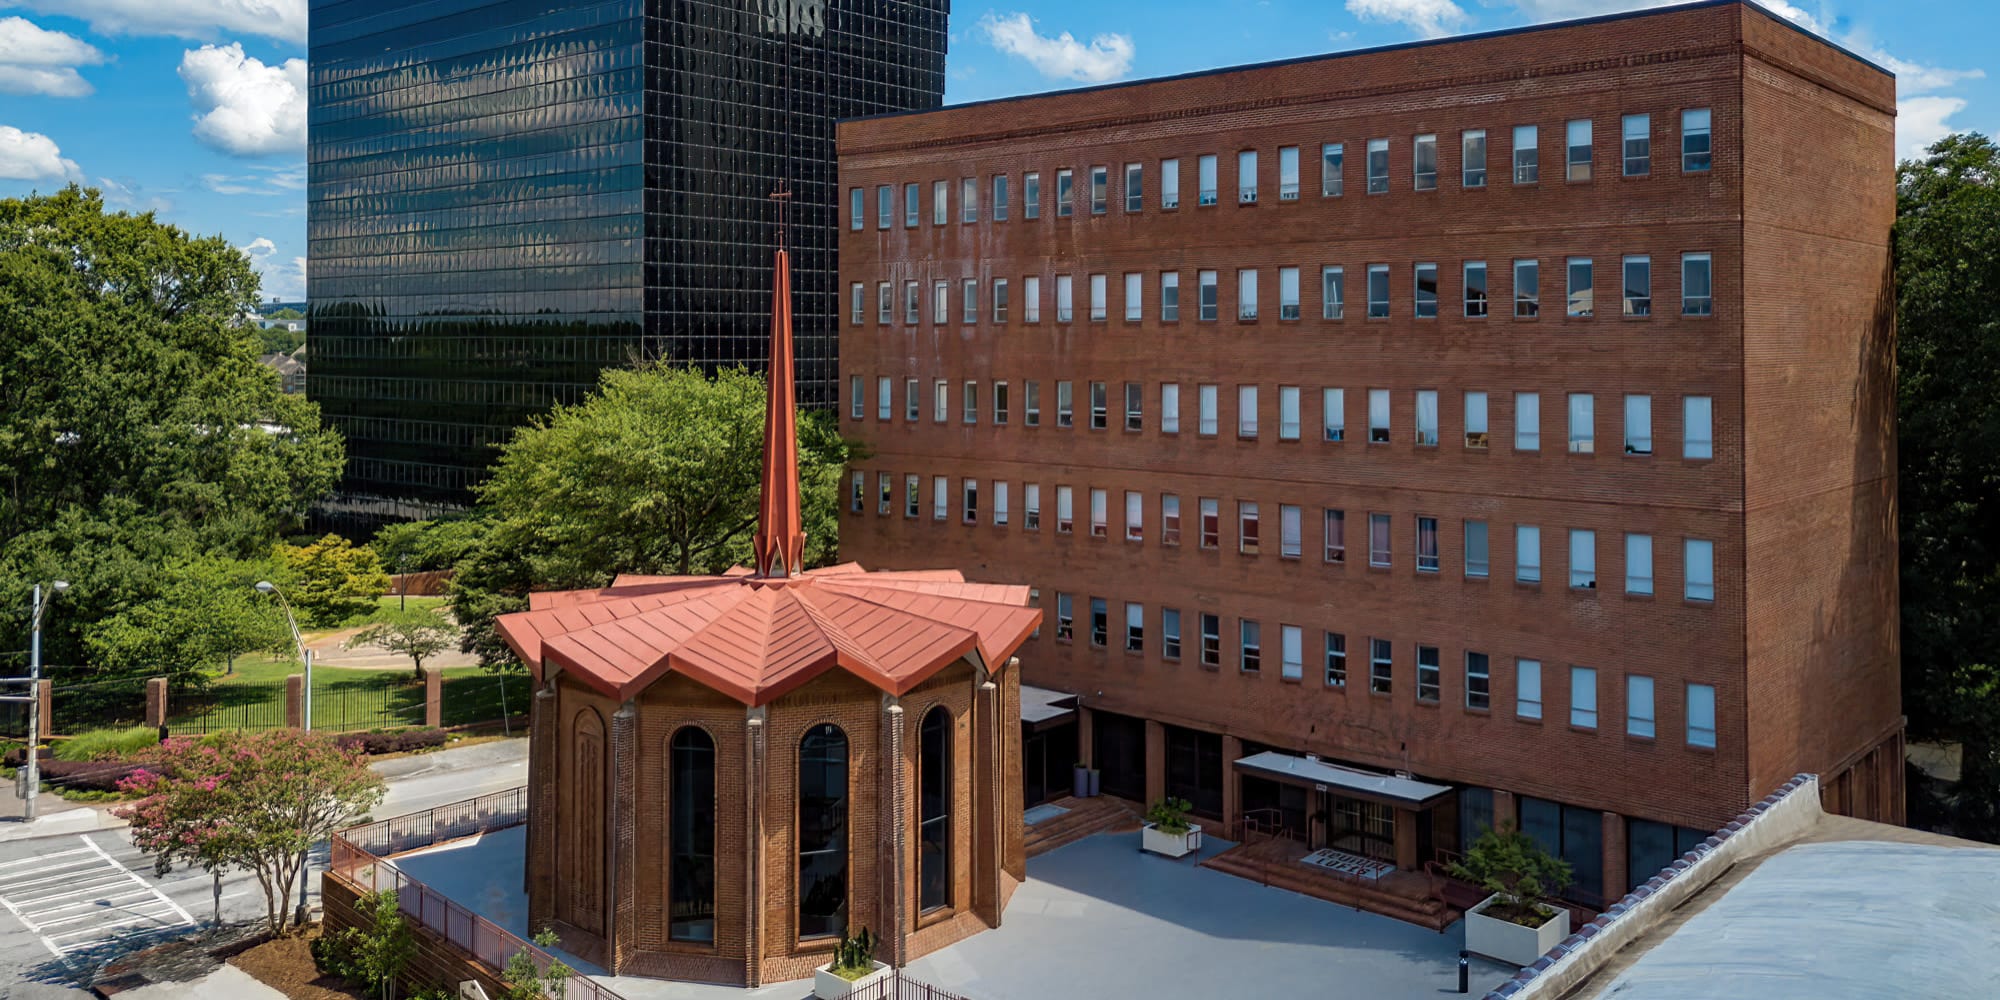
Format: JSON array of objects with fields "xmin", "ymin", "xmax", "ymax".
[
  {"xmin": 349, "ymin": 607, "xmax": 458, "ymax": 679},
  {"xmin": 279, "ymin": 534, "xmax": 392, "ymax": 627},
  {"xmin": 452, "ymin": 362, "xmax": 852, "ymax": 668},
  {"xmin": 371, "ymin": 516, "xmax": 491, "ymax": 573},
  {"xmin": 84, "ymin": 556, "xmax": 289, "ymax": 680},
  {"xmin": 255, "ymin": 325, "xmax": 304, "ymax": 356},
  {"xmin": 0, "ymin": 186, "xmax": 343, "ymax": 672},
  {"xmin": 1896, "ymin": 133, "xmax": 2000, "ymax": 841},
  {"xmin": 117, "ymin": 729, "xmax": 386, "ymax": 934},
  {"xmin": 499, "ymin": 929, "xmax": 573, "ymax": 1000},
  {"xmin": 1449, "ymin": 823, "xmax": 1572, "ymax": 927}
]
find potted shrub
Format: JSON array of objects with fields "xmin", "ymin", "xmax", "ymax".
[
  {"xmin": 1451, "ymin": 823, "xmax": 1574, "ymax": 966},
  {"xmin": 813, "ymin": 927, "xmax": 890, "ymax": 999},
  {"xmin": 1139, "ymin": 797, "xmax": 1204, "ymax": 858}
]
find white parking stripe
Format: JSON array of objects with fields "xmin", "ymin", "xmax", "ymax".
[
  {"xmin": 0, "ymin": 834, "xmax": 197, "ymax": 962},
  {"xmin": 0, "ymin": 847, "xmax": 92, "ymax": 871},
  {"xmin": 81, "ymin": 836, "xmax": 195, "ymax": 928}
]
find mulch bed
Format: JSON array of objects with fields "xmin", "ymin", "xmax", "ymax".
[{"xmin": 227, "ymin": 927, "xmax": 368, "ymax": 1000}]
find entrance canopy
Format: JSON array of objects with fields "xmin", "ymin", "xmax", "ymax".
[
  {"xmin": 1020, "ymin": 684, "xmax": 1078, "ymax": 728},
  {"xmin": 1234, "ymin": 752, "xmax": 1452, "ymax": 809}
]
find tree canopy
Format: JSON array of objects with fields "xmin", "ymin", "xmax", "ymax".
[
  {"xmin": 278, "ymin": 534, "xmax": 392, "ymax": 627},
  {"xmin": 349, "ymin": 606, "xmax": 458, "ymax": 678},
  {"xmin": 0, "ymin": 186, "xmax": 343, "ymax": 672}
]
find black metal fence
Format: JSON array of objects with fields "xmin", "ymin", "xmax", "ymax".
[
  {"xmin": 846, "ymin": 970, "xmax": 981, "ymax": 1000},
  {"xmin": 51, "ymin": 674, "xmax": 150, "ymax": 733}
]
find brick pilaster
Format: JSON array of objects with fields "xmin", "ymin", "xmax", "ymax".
[
  {"xmin": 1144, "ymin": 719, "xmax": 1166, "ymax": 807},
  {"xmin": 882, "ymin": 700, "xmax": 905, "ymax": 964},
  {"xmin": 1221, "ymin": 734, "xmax": 1243, "ymax": 836},
  {"xmin": 608, "ymin": 700, "xmax": 637, "ymax": 973},
  {"xmin": 284, "ymin": 675, "xmax": 304, "ymax": 730},
  {"xmin": 1492, "ymin": 788, "xmax": 1518, "ymax": 831},
  {"xmin": 1601, "ymin": 810, "xmax": 1628, "ymax": 900},
  {"xmin": 421, "ymin": 666, "xmax": 443, "ymax": 728},
  {"xmin": 527, "ymin": 684, "xmax": 557, "ymax": 921},
  {"xmin": 744, "ymin": 709, "xmax": 766, "ymax": 987},
  {"xmin": 144, "ymin": 677, "xmax": 167, "ymax": 730}
]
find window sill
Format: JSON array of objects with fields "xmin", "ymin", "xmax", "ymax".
[
  {"xmin": 1515, "ymin": 579, "xmax": 1542, "ymax": 590},
  {"xmin": 659, "ymin": 940, "xmax": 720, "ymax": 956},
  {"xmin": 1465, "ymin": 574, "xmax": 1491, "ymax": 584},
  {"xmin": 1279, "ymin": 675, "xmax": 1303, "ymax": 685},
  {"xmin": 1625, "ymin": 591, "xmax": 1654, "ymax": 603},
  {"xmin": 1415, "ymin": 699, "xmax": 1440, "ymax": 710},
  {"xmin": 1684, "ymin": 742, "xmax": 1718, "ymax": 755},
  {"xmin": 1625, "ymin": 733, "xmax": 1657, "ymax": 746},
  {"xmin": 1464, "ymin": 705, "xmax": 1492, "ymax": 717},
  {"xmin": 1569, "ymin": 725, "xmax": 1599, "ymax": 736},
  {"xmin": 1685, "ymin": 598, "xmax": 1716, "ymax": 609},
  {"xmin": 1369, "ymin": 689, "xmax": 1393, "ymax": 700},
  {"xmin": 1571, "ymin": 585, "xmax": 1600, "ymax": 596},
  {"xmin": 1515, "ymin": 714, "xmax": 1544, "ymax": 726},
  {"xmin": 1513, "ymin": 314, "xmax": 1541, "ymax": 322}
]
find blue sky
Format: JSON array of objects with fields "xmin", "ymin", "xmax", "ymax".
[{"xmin": 0, "ymin": 0, "xmax": 1986, "ymax": 304}]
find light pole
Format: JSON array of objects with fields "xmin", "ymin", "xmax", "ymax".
[
  {"xmin": 256, "ymin": 581, "xmax": 312, "ymax": 731},
  {"xmin": 23, "ymin": 580, "xmax": 68, "ymax": 822}
]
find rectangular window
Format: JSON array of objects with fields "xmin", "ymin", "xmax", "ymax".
[
  {"xmin": 993, "ymin": 278, "xmax": 1009, "ymax": 322},
  {"xmin": 1197, "ymin": 153, "xmax": 1218, "ymax": 205},
  {"xmin": 933, "ymin": 179, "xmax": 949, "ymax": 225},
  {"xmin": 995, "ymin": 382, "xmax": 1010, "ymax": 424},
  {"xmin": 1025, "ymin": 380, "xmax": 1041, "ymax": 426},
  {"xmin": 879, "ymin": 473, "xmax": 892, "ymax": 515},
  {"xmin": 850, "ymin": 471, "xmax": 863, "ymax": 512},
  {"xmin": 994, "ymin": 481, "xmax": 1009, "ymax": 525},
  {"xmin": 1684, "ymin": 396, "xmax": 1713, "ymax": 459},
  {"xmin": 1465, "ymin": 520, "xmax": 1490, "ymax": 578},
  {"xmin": 933, "ymin": 475, "xmax": 948, "ymax": 520},
  {"xmin": 1571, "ymin": 666, "xmax": 1598, "ymax": 728},
  {"xmin": 1465, "ymin": 391, "xmax": 1489, "ymax": 449},
  {"xmin": 1323, "ymin": 388, "xmax": 1346, "ymax": 442},
  {"xmin": 1238, "ymin": 269, "xmax": 1259, "ymax": 320},
  {"xmin": 1125, "ymin": 161, "xmax": 1144, "ymax": 212},
  {"xmin": 1626, "ymin": 533, "xmax": 1654, "ymax": 595},
  {"xmin": 850, "ymin": 375, "xmax": 865, "ymax": 420},
  {"xmin": 1682, "ymin": 108, "xmax": 1712, "ymax": 172},
  {"xmin": 1515, "ymin": 392, "xmax": 1540, "ymax": 451},
  {"xmin": 933, "ymin": 281, "xmax": 949, "ymax": 324},
  {"xmin": 849, "ymin": 187, "xmax": 863, "ymax": 230},
  {"xmin": 1200, "ymin": 614, "xmax": 1221, "ymax": 667},
  {"xmin": 1513, "ymin": 125, "xmax": 1539, "ymax": 184},
  {"xmin": 1056, "ymin": 274, "xmax": 1074, "ymax": 322},
  {"xmin": 1162, "ymin": 493, "xmax": 1181, "ymax": 545},
  {"xmin": 962, "ymin": 478, "xmax": 978, "ymax": 523},
  {"xmin": 1322, "ymin": 267, "xmax": 1344, "ymax": 319},
  {"xmin": 1126, "ymin": 602, "xmax": 1144, "ymax": 653},
  {"xmin": 1622, "ymin": 113, "xmax": 1651, "ymax": 176},
  {"xmin": 850, "ymin": 282, "xmax": 864, "ymax": 325},
  {"xmin": 1518, "ymin": 659, "xmax": 1543, "ymax": 719},
  {"xmin": 1366, "ymin": 138, "xmax": 1389, "ymax": 194},
  {"xmin": 1089, "ymin": 381, "xmax": 1107, "ymax": 430},
  {"xmin": 1321, "ymin": 143, "xmax": 1344, "ymax": 197},
  {"xmin": 1370, "ymin": 638, "xmax": 1393, "ymax": 694},
  {"xmin": 1024, "ymin": 172, "xmax": 1040, "ymax": 219},
  {"xmin": 1368, "ymin": 388, "xmax": 1390, "ymax": 443},
  {"xmin": 963, "ymin": 279, "xmax": 978, "ymax": 324},
  {"xmin": 1025, "ymin": 484, "xmax": 1041, "ymax": 530},
  {"xmin": 1090, "ymin": 165, "xmax": 1108, "ymax": 215},
  {"xmin": 1464, "ymin": 261, "xmax": 1488, "ymax": 317},
  {"xmin": 1090, "ymin": 273, "xmax": 1107, "ymax": 321},
  {"xmin": 962, "ymin": 176, "xmax": 978, "ymax": 222},
  {"xmin": 1623, "ymin": 256, "xmax": 1651, "ymax": 317},
  {"xmin": 1161, "ymin": 158, "xmax": 1180, "ymax": 209},
  {"xmin": 1682, "ymin": 253, "xmax": 1713, "ymax": 316},
  {"xmin": 1325, "ymin": 633, "xmax": 1347, "ymax": 687},
  {"xmin": 1089, "ymin": 598, "xmax": 1106, "ymax": 647},
  {"xmin": 877, "ymin": 184, "xmax": 892, "ymax": 229},
  {"xmin": 1278, "ymin": 146, "xmax": 1299, "ymax": 200},
  {"xmin": 1686, "ymin": 538, "xmax": 1716, "ymax": 602},
  {"xmin": 1567, "ymin": 258, "xmax": 1594, "ymax": 317},
  {"xmin": 905, "ymin": 378, "xmax": 919, "ymax": 422},
  {"xmin": 1237, "ymin": 149, "xmax": 1258, "ymax": 203},
  {"xmin": 1324, "ymin": 509, "xmax": 1346, "ymax": 564},
  {"xmin": 1124, "ymin": 381, "xmax": 1144, "ymax": 432},
  {"xmin": 1124, "ymin": 273, "xmax": 1142, "ymax": 321},
  {"xmin": 963, "ymin": 381, "xmax": 979, "ymax": 424},
  {"xmin": 1056, "ymin": 169, "xmax": 1073, "ymax": 217},
  {"xmin": 1570, "ymin": 529, "xmax": 1597, "ymax": 589},
  {"xmin": 993, "ymin": 174, "xmax": 1009, "ymax": 221},
  {"xmin": 1238, "ymin": 385, "xmax": 1258, "ymax": 438},
  {"xmin": 1090, "ymin": 488, "xmax": 1108, "ymax": 538},
  {"xmin": 878, "ymin": 282, "xmax": 891, "ymax": 324},
  {"xmin": 1568, "ymin": 393, "xmax": 1594, "ymax": 453},
  {"xmin": 1415, "ymin": 389, "xmax": 1439, "ymax": 447},
  {"xmin": 1162, "ymin": 608, "xmax": 1182, "ymax": 660},
  {"xmin": 1367, "ymin": 265, "xmax": 1390, "ymax": 318},
  {"xmin": 876, "ymin": 376, "xmax": 891, "ymax": 420},
  {"xmin": 1161, "ymin": 271, "xmax": 1181, "ymax": 321},
  {"xmin": 1514, "ymin": 259, "xmax": 1540, "ymax": 317},
  {"xmin": 1280, "ymin": 625, "xmax": 1303, "ymax": 680},
  {"xmin": 1687, "ymin": 683, "xmax": 1717, "ymax": 747},
  {"xmin": 1057, "ymin": 380, "xmax": 1073, "ymax": 427},
  {"xmin": 1517, "ymin": 524, "xmax": 1542, "ymax": 583},
  {"xmin": 1199, "ymin": 497, "xmax": 1220, "ymax": 549},
  {"xmin": 1462, "ymin": 129, "xmax": 1487, "ymax": 187},
  {"xmin": 1627, "ymin": 675, "xmax": 1656, "ymax": 737},
  {"xmin": 1029, "ymin": 592, "xmax": 1041, "ymax": 638},
  {"xmin": 1280, "ymin": 504, "xmax": 1302, "ymax": 558},
  {"xmin": 1566, "ymin": 119, "xmax": 1593, "ymax": 182},
  {"xmin": 1161, "ymin": 383, "xmax": 1181, "ymax": 434},
  {"xmin": 933, "ymin": 379, "xmax": 948, "ymax": 423},
  {"xmin": 1416, "ymin": 516, "xmax": 1440, "ymax": 573},
  {"xmin": 906, "ymin": 475, "xmax": 920, "ymax": 518},
  {"xmin": 1055, "ymin": 485, "xmax": 1073, "ymax": 533},
  {"xmin": 1624, "ymin": 394, "xmax": 1653, "ymax": 455},
  {"xmin": 1278, "ymin": 267, "xmax": 1300, "ymax": 320},
  {"xmin": 1278, "ymin": 386, "xmax": 1301, "ymax": 441},
  {"xmin": 904, "ymin": 281, "xmax": 920, "ymax": 324},
  {"xmin": 904, "ymin": 182, "xmax": 919, "ymax": 227},
  {"xmin": 1413, "ymin": 134, "xmax": 1438, "ymax": 190},
  {"xmin": 1238, "ymin": 501, "xmax": 1260, "ymax": 555},
  {"xmin": 1466, "ymin": 652, "xmax": 1491, "ymax": 710},
  {"xmin": 1414, "ymin": 263, "xmax": 1439, "ymax": 318},
  {"xmin": 1024, "ymin": 276, "xmax": 1041, "ymax": 323},
  {"xmin": 1369, "ymin": 512, "xmax": 1392, "ymax": 567},
  {"xmin": 1198, "ymin": 270, "xmax": 1219, "ymax": 321},
  {"xmin": 1055, "ymin": 593, "xmax": 1073, "ymax": 641},
  {"xmin": 1198, "ymin": 384, "xmax": 1218, "ymax": 436}
]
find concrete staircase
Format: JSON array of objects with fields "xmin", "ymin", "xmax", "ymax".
[
  {"xmin": 1024, "ymin": 796, "xmax": 1142, "ymax": 857},
  {"xmin": 1202, "ymin": 846, "xmax": 1457, "ymax": 932}
]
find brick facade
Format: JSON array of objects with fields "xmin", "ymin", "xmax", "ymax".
[{"xmin": 833, "ymin": 0, "xmax": 1902, "ymax": 903}]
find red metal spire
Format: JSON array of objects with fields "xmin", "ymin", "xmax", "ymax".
[{"xmin": 753, "ymin": 191, "xmax": 806, "ymax": 578}]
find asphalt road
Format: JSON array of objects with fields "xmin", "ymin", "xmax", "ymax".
[{"xmin": 0, "ymin": 738, "xmax": 528, "ymax": 999}]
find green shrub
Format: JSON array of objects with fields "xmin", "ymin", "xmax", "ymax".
[
  {"xmin": 1449, "ymin": 822, "xmax": 1572, "ymax": 928},
  {"xmin": 53, "ymin": 726, "xmax": 159, "ymax": 762},
  {"xmin": 830, "ymin": 926, "xmax": 877, "ymax": 979},
  {"xmin": 1145, "ymin": 797, "xmax": 1194, "ymax": 836}
]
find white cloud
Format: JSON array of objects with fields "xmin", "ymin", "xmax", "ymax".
[
  {"xmin": 0, "ymin": 0, "xmax": 305, "ymax": 46},
  {"xmin": 978, "ymin": 12, "xmax": 1135, "ymax": 83},
  {"xmin": 96, "ymin": 176, "xmax": 173, "ymax": 213},
  {"xmin": 0, "ymin": 16, "xmax": 104, "ymax": 97},
  {"xmin": 202, "ymin": 163, "xmax": 305, "ymax": 196},
  {"xmin": 238, "ymin": 236, "xmax": 306, "ymax": 300},
  {"xmin": 178, "ymin": 43, "xmax": 306, "ymax": 157},
  {"xmin": 1347, "ymin": 0, "xmax": 1468, "ymax": 38},
  {"xmin": 0, "ymin": 124, "xmax": 78, "ymax": 181},
  {"xmin": 1897, "ymin": 96, "xmax": 1965, "ymax": 162}
]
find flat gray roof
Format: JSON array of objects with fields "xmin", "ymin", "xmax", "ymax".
[
  {"xmin": 1235, "ymin": 751, "xmax": 1451, "ymax": 807},
  {"xmin": 1019, "ymin": 684, "xmax": 1076, "ymax": 725}
]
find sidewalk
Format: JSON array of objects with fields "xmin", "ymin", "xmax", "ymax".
[{"xmin": 0, "ymin": 788, "xmax": 124, "ymax": 844}]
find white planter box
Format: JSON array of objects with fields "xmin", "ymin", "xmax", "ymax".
[
  {"xmin": 814, "ymin": 960, "xmax": 891, "ymax": 999},
  {"xmin": 1140, "ymin": 821, "xmax": 1204, "ymax": 858},
  {"xmin": 1464, "ymin": 892, "xmax": 1571, "ymax": 966}
]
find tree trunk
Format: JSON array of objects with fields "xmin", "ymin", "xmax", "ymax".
[{"xmin": 212, "ymin": 870, "xmax": 222, "ymax": 929}]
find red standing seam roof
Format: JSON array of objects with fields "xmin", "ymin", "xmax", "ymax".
[{"xmin": 493, "ymin": 245, "xmax": 1040, "ymax": 706}]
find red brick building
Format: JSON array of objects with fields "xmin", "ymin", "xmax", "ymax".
[{"xmin": 835, "ymin": 0, "xmax": 1902, "ymax": 909}]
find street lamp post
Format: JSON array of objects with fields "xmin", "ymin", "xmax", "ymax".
[
  {"xmin": 256, "ymin": 581, "xmax": 312, "ymax": 731},
  {"xmin": 22, "ymin": 580, "xmax": 69, "ymax": 822}
]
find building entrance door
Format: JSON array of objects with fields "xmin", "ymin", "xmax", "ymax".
[{"xmin": 1327, "ymin": 794, "xmax": 1397, "ymax": 864}]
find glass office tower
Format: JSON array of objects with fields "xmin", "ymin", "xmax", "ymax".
[{"xmin": 307, "ymin": 0, "xmax": 948, "ymax": 526}]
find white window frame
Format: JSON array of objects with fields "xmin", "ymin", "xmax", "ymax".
[
  {"xmin": 1685, "ymin": 538, "xmax": 1716, "ymax": 602},
  {"xmin": 1323, "ymin": 388, "xmax": 1345, "ymax": 442},
  {"xmin": 1278, "ymin": 385, "xmax": 1301, "ymax": 441},
  {"xmin": 1684, "ymin": 395, "xmax": 1713, "ymax": 459},
  {"xmin": 1237, "ymin": 268, "xmax": 1258, "ymax": 320},
  {"xmin": 1280, "ymin": 624, "xmax": 1304, "ymax": 680},
  {"xmin": 1570, "ymin": 528, "xmax": 1597, "ymax": 589},
  {"xmin": 1568, "ymin": 393, "xmax": 1594, "ymax": 454},
  {"xmin": 1515, "ymin": 392, "xmax": 1540, "ymax": 451},
  {"xmin": 1322, "ymin": 266, "xmax": 1344, "ymax": 320},
  {"xmin": 1089, "ymin": 273, "xmax": 1107, "ymax": 321},
  {"xmin": 1278, "ymin": 145, "xmax": 1300, "ymax": 200},
  {"xmin": 1124, "ymin": 272, "xmax": 1142, "ymax": 321},
  {"xmin": 1517, "ymin": 525, "xmax": 1541, "ymax": 583},
  {"xmin": 1628, "ymin": 675, "xmax": 1656, "ymax": 738},
  {"xmin": 1626, "ymin": 533, "xmax": 1654, "ymax": 595},
  {"xmin": 1237, "ymin": 385, "xmax": 1258, "ymax": 438},
  {"xmin": 1413, "ymin": 133, "xmax": 1438, "ymax": 191},
  {"xmin": 1321, "ymin": 143, "xmax": 1344, "ymax": 197},
  {"xmin": 1415, "ymin": 389, "xmax": 1439, "ymax": 447},
  {"xmin": 1161, "ymin": 383, "xmax": 1180, "ymax": 434},
  {"xmin": 1465, "ymin": 391, "xmax": 1488, "ymax": 449},
  {"xmin": 1368, "ymin": 388, "xmax": 1390, "ymax": 443},
  {"xmin": 1517, "ymin": 659, "xmax": 1543, "ymax": 719},
  {"xmin": 1687, "ymin": 683, "xmax": 1717, "ymax": 747},
  {"xmin": 1238, "ymin": 149, "xmax": 1258, "ymax": 203},
  {"xmin": 1625, "ymin": 394, "xmax": 1653, "ymax": 455},
  {"xmin": 1570, "ymin": 666, "xmax": 1598, "ymax": 729},
  {"xmin": 1161, "ymin": 158, "xmax": 1181, "ymax": 209},
  {"xmin": 1279, "ymin": 266, "xmax": 1300, "ymax": 320}
]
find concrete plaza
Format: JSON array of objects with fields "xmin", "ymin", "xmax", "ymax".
[{"xmin": 393, "ymin": 824, "xmax": 1512, "ymax": 1000}]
